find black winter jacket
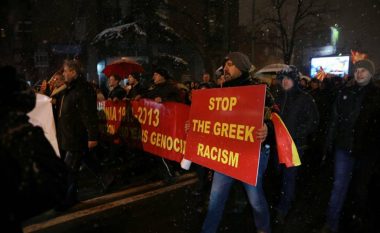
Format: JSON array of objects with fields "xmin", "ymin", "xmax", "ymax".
[
  {"xmin": 1, "ymin": 113, "xmax": 67, "ymax": 233},
  {"xmin": 143, "ymin": 80, "xmax": 181, "ymax": 102},
  {"xmin": 326, "ymin": 83, "xmax": 372, "ymax": 152},
  {"xmin": 58, "ymin": 76, "xmax": 98, "ymax": 151},
  {"xmin": 108, "ymin": 85, "xmax": 126, "ymax": 100},
  {"xmin": 126, "ymin": 83, "xmax": 144, "ymax": 100},
  {"xmin": 275, "ymin": 86, "xmax": 319, "ymax": 149},
  {"xmin": 352, "ymin": 83, "xmax": 380, "ymax": 157}
]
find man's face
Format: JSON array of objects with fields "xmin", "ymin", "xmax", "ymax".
[
  {"xmin": 127, "ymin": 75, "xmax": 137, "ymax": 85},
  {"xmin": 108, "ymin": 75, "xmax": 119, "ymax": 88},
  {"xmin": 153, "ymin": 72, "xmax": 165, "ymax": 84},
  {"xmin": 281, "ymin": 76, "xmax": 294, "ymax": 91},
  {"xmin": 299, "ymin": 79, "xmax": 307, "ymax": 87},
  {"xmin": 310, "ymin": 81, "xmax": 319, "ymax": 90},
  {"xmin": 53, "ymin": 74, "xmax": 65, "ymax": 88},
  {"xmin": 355, "ymin": 67, "xmax": 372, "ymax": 86},
  {"xmin": 224, "ymin": 60, "xmax": 242, "ymax": 81},
  {"xmin": 63, "ymin": 65, "xmax": 77, "ymax": 83},
  {"xmin": 202, "ymin": 73, "xmax": 210, "ymax": 83}
]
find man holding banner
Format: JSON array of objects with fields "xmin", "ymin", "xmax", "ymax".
[{"xmin": 197, "ymin": 52, "xmax": 274, "ymax": 233}]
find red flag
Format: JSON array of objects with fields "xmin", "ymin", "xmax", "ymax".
[
  {"xmin": 315, "ymin": 66, "xmax": 327, "ymax": 81},
  {"xmin": 351, "ymin": 50, "xmax": 368, "ymax": 64},
  {"xmin": 271, "ymin": 112, "xmax": 301, "ymax": 167}
]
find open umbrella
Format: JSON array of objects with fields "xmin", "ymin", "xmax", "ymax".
[
  {"xmin": 256, "ymin": 63, "xmax": 289, "ymax": 74},
  {"xmin": 254, "ymin": 64, "xmax": 290, "ymax": 86},
  {"xmin": 102, "ymin": 58, "xmax": 144, "ymax": 78}
]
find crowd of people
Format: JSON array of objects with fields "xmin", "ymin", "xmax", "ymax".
[{"xmin": 1, "ymin": 51, "xmax": 379, "ymax": 233}]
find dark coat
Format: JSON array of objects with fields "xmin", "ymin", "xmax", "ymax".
[
  {"xmin": 108, "ymin": 85, "xmax": 126, "ymax": 100},
  {"xmin": 143, "ymin": 80, "xmax": 182, "ymax": 102},
  {"xmin": 352, "ymin": 83, "xmax": 380, "ymax": 157},
  {"xmin": 275, "ymin": 86, "xmax": 319, "ymax": 149},
  {"xmin": 126, "ymin": 83, "xmax": 144, "ymax": 99},
  {"xmin": 346, "ymin": 83, "xmax": 380, "ymax": 230},
  {"xmin": 326, "ymin": 83, "xmax": 373, "ymax": 152},
  {"xmin": 0, "ymin": 113, "xmax": 67, "ymax": 232},
  {"xmin": 58, "ymin": 76, "xmax": 98, "ymax": 151}
]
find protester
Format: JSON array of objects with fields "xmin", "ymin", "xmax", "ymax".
[
  {"xmin": 0, "ymin": 66, "xmax": 67, "ymax": 232},
  {"xmin": 273, "ymin": 66, "xmax": 319, "ymax": 225},
  {"xmin": 140, "ymin": 68, "xmax": 181, "ymax": 103},
  {"xmin": 107, "ymin": 74, "xmax": 126, "ymax": 101},
  {"xmin": 298, "ymin": 77, "xmax": 309, "ymax": 91},
  {"xmin": 307, "ymin": 77, "xmax": 337, "ymax": 172},
  {"xmin": 347, "ymin": 66, "xmax": 380, "ymax": 232},
  {"xmin": 56, "ymin": 59, "xmax": 112, "ymax": 211},
  {"xmin": 309, "ymin": 78, "xmax": 321, "ymax": 97},
  {"xmin": 140, "ymin": 68, "xmax": 182, "ymax": 182},
  {"xmin": 200, "ymin": 72, "xmax": 215, "ymax": 87},
  {"xmin": 321, "ymin": 59, "xmax": 378, "ymax": 233},
  {"xmin": 125, "ymin": 72, "xmax": 144, "ymax": 100},
  {"xmin": 200, "ymin": 52, "xmax": 273, "ymax": 233}
]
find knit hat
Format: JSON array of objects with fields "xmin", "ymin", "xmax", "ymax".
[
  {"xmin": 276, "ymin": 65, "xmax": 301, "ymax": 81},
  {"xmin": 225, "ymin": 52, "xmax": 252, "ymax": 73},
  {"xmin": 154, "ymin": 68, "xmax": 172, "ymax": 80},
  {"xmin": 354, "ymin": 59, "xmax": 375, "ymax": 75},
  {"xmin": 129, "ymin": 72, "xmax": 142, "ymax": 81}
]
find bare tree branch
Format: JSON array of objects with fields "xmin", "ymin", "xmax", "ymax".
[{"xmin": 254, "ymin": 0, "xmax": 328, "ymax": 64}]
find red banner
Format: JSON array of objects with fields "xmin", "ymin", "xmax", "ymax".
[
  {"xmin": 130, "ymin": 99, "xmax": 189, "ymax": 162},
  {"xmin": 97, "ymin": 100, "xmax": 141, "ymax": 147},
  {"xmin": 184, "ymin": 85, "xmax": 266, "ymax": 185},
  {"xmin": 98, "ymin": 100, "xmax": 190, "ymax": 162}
]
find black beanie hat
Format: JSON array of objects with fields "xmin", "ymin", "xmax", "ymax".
[
  {"xmin": 354, "ymin": 59, "xmax": 375, "ymax": 76},
  {"xmin": 225, "ymin": 52, "xmax": 252, "ymax": 73},
  {"xmin": 154, "ymin": 68, "xmax": 172, "ymax": 80},
  {"xmin": 277, "ymin": 65, "xmax": 300, "ymax": 81}
]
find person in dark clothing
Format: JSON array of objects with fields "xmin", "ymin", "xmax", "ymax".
[
  {"xmin": 346, "ymin": 82, "xmax": 380, "ymax": 233},
  {"xmin": 0, "ymin": 66, "xmax": 67, "ymax": 232},
  {"xmin": 141, "ymin": 68, "xmax": 181, "ymax": 103},
  {"xmin": 309, "ymin": 78, "xmax": 321, "ymax": 98},
  {"xmin": 308, "ymin": 78, "xmax": 337, "ymax": 171},
  {"xmin": 125, "ymin": 72, "xmax": 144, "ymax": 100},
  {"xmin": 320, "ymin": 59, "xmax": 377, "ymax": 233},
  {"xmin": 273, "ymin": 66, "xmax": 319, "ymax": 224},
  {"xmin": 107, "ymin": 74, "xmax": 126, "ymax": 101},
  {"xmin": 56, "ymin": 59, "xmax": 101, "ymax": 210},
  {"xmin": 140, "ymin": 68, "xmax": 182, "ymax": 182},
  {"xmin": 200, "ymin": 52, "xmax": 273, "ymax": 233},
  {"xmin": 200, "ymin": 72, "xmax": 216, "ymax": 88}
]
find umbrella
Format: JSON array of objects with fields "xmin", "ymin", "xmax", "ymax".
[
  {"xmin": 301, "ymin": 75, "xmax": 311, "ymax": 81},
  {"xmin": 253, "ymin": 64, "xmax": 288, "ymax": 85},
  {"xmin": 256, "ymin": 63, "xmax": 289, "ymax": 74},
  {"xmin": 103, "ymin": 58, "xmax": 144, "ymax": 78}
]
